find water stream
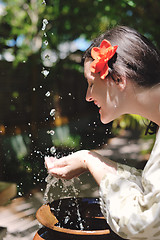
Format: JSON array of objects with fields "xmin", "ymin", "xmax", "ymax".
[
  {"xmin": 40, "ymin": 5, "xmax": 85, "ymax": 229},
  {"xmin": 43, "ymin": 108, "xmax": 84, "ymax": 229}
]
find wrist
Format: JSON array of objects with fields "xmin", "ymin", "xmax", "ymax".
[
  {"xmin": 81, "ymin": 150, "xmax": 98, "ymax": 170},
  {"xmin": 78, "ymin": 150, "xmax": 90, "ymax": 170},
  {"xmin": 82, "ymin": 150, "xmax": 117, "ymax": 185}
]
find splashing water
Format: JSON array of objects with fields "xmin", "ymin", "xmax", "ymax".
[
  {"xmin": 44, "ymin": 169, "xmax": 84, "ymax": 229},
  {"xmin": 50, "ymin": 108, "xmax": 56, "ymax": 117},
  {"xmin": 44, "ymin": 40, "xmax": 48, "ymax": 46},
  {"xmin": 41, "ymin": 68, "xmax": 49, "ymax": 78},
  {"xmin": 50, "ymin": 146, "xmax": 56, "ymax": 154},
  {"xmin": 44, "ymin": 172, "xmax": 85, "ymax": 230},
  {"xmin": 45, "ymin": 91, "xmax": 51, "ymax": 97},
  {"xmin": 47, "ymin": 130, "xmax": 55, "ymax": 135},
  {"xmin": 39, "ymin": 31, "xmax": 84, "ymax": 227},
  {"xmin": 76, "ymin": 201, "xmax": 84, "ymax": 230},
  {"xmin": 44, "ymin": 175, "xmax": 79, "ymax": 202},
  {"xmin": 42, "ymin": 19, "xmax": 48, "ymax": 31},
  {"xmin": 42, "ymin": 0, "xmax": 46, "ymax": 5},
  {"xmin": 43, "ymin": 174, "xmax": 59, "ymax": 202}
]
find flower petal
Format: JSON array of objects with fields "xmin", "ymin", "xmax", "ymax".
[
  {"xmin": 90, "ymin": 59, "xmax": 105, "ymax": 73},
  {"xmin": 100, "ymin": 40, "xmax": 112, "ymax": 55},
  {"xmin": 100, "ymin": 39, "xmax": 111, "ymax": 49},
  {"xmin": 95, "ymin": 60, "xmax": 106, "ymax": 73},
  {"xmin": 105, "ymin": 45, "xmax": 118, "ymax": 60},
  {"xmin": 100, "ymin": 63, "xmax": 109, "ymax": 80},
  {"xmin": 91, "ymin": 47, "xmax": 100, "ymax": 59},
  {"xmin": 90, "ymin": 39, "xmax": 118, "ymax": 80}
]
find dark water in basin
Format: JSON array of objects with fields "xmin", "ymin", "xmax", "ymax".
[{"xmin": 36, "ymin": 197, "xmax": 124, "ymax": 240}]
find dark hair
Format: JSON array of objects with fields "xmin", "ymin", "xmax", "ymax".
[{"xmin": 83, "ymin": 25, "xmax": 160, "ymax": 134}]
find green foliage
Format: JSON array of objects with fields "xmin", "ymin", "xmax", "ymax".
[
  {"xmin": 1, "ymin": 0, "xmax": 160, "ymax": 64},
  {"xmin": 112, "ymin": 114, "xmax": 148, "ymax": 134},
  {"xmin": 53, "ymin": 135, "xmax": 81, "ymax": 149},
  {"xmin": 0, "ymin": 0, "xmax": 45, "ymax": 64}
]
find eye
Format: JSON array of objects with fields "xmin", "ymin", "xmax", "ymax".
[{"xmin": 89, "ymin": 82, "xmax": 93, "ymax": 88}]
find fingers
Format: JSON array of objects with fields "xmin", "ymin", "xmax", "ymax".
[
  {"xmin": 45, "ymin": 156, "xmax": 66, "ymax": 168},
  {"xmin": 44, "ymin": 151, "xmax": 87, "ymax": 180},
  {"xmin": 45, "ymin": 156, "xmax": 55, "ymax": 170},
  {"xmin": 45, "ymin": 156, "xmax": 68, "ymax": 175},
  {"xmin": 44, "ymin": 156, "xmax": 77, "ymax": 180},
  {"xmin": 48, "ymin": 166, "xmax": 71, "ymax": 179}
]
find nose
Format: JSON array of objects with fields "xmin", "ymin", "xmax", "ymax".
[{"xmin": 85, "ymin": 88, "xmax": 93, "ymax": 102}]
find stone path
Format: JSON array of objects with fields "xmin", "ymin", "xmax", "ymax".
[
  {"xmin": 0, "ymin": 192, "xmax": 44, "ymax": 240},
  {"xmin": 0, "ymin": 130, "xmax": 154, "ymax": 239}
]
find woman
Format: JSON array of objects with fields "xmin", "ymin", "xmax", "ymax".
[{"xmin": 45, "ymin": 26, "xmax": 160, "ymax": 239}]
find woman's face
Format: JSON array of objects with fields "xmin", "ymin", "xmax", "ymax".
[{"xmin": 84, "ymin": 58, "xmax": 123, "ymax": 124}]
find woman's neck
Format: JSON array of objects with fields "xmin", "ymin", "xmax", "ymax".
[{"xmin": 126, "ymin": 82, "xmax": 160, "ymax": 126}]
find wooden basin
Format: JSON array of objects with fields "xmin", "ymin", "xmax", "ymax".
[{"xmin": 34, "ymin": 197, "xmax": 123, "ymax": 240}]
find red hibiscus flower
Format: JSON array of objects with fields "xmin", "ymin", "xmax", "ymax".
[{"xmin": 90, "ymin": 39, "xmax": 118, "ymax": 80}]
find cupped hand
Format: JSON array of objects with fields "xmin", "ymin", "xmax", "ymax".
[
  {"xmin": 45, "ymin": 150, "xmax": 117, "ymax": 184},
  {"xmin": 45, "ymin": 150, "xmax": 89, "ymax": 180}
]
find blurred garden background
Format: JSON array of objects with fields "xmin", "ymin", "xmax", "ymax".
[{"xmin": 0, "ymin": 0, "xmax": 160, "ymax": 196}]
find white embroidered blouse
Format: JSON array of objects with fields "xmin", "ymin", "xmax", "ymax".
[{"xmin": 100, "ymin": 128, "xmax": 160, "ymax": 240}]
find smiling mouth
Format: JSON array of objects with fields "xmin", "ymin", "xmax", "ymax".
[
  {"xmin": 94, "ymin": 101, "xmax": 100, "ymax": 107},
  {"xmin": 94, "ymin": 101, "xmax": 101, "ymax": 111}
]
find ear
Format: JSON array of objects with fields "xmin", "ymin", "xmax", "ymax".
[{"xmin": 115, "ymin": 76, "xmax": 127, "ymax": 91}]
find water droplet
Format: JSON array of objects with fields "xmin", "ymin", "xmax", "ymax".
[
  {"xmin": 44, "ymin": 40, "xmax": 48, "ymax": 46},
  {"xmin": 42, "ymin": 19, "xmax": 48, "ymax": 31},
  {"xmin": 41, "ymin": 69, "xmax": 49, "ymax": 78},
  {"xmin": 64, "ymin": 216, "xmax": 70, "ymax": 224},
  {"xmin": 50, "ymin": 146, "xmax": 56, "ymax": 154},
  {"xmin": 50, "ymin": 109, "xmax": 55, "ymax": 117},
  {"xmin": 42, "ymin": 0, "xmax": 46, "ymax": 5},
  {"xmin": 47, "ymin": 130, "xmax": 55, "ymax": 136},
  {"xmin": 45, "ymin": 91, "xmax": 50, "ymax": 97}
]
